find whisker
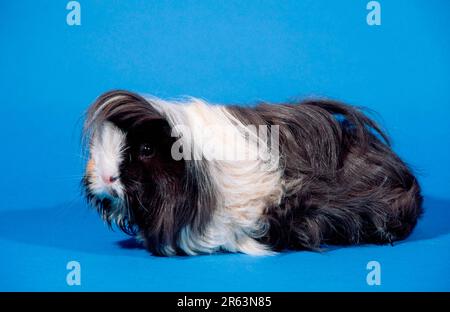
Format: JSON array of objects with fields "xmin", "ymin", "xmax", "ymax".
[{"xmin": 134, "ymin": 191, "xmax": 149, "ymax": 213}]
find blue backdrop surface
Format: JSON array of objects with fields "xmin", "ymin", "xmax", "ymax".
[{"xmin": 0, "ymin": 0, "xmax": 449, "ymax": 291}]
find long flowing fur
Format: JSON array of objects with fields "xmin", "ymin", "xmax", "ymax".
[
  {"xmin": 83, "ymin": 90, "xmax": 423, "ymax": 256},
  {"xmin": 227, "ymin": 101, "xmax": 423, "ymax": 250}
]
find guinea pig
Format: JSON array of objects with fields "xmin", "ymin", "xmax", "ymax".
[{"xmin": 82, "ymin": 90, "xmax": 423, "ymax": 256}]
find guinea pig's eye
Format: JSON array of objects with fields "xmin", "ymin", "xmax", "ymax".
[{"xmin": 139, "ymin": 143, "xmax": 155, "ymax": 159}]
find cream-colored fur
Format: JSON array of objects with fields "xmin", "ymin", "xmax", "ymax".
[{"xmin": 149, "ymin": 97, "xmax": 283, "ymax": 255}]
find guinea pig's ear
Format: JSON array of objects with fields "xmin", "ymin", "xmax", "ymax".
[{"xmin": 84, "ymin": 90, "xmax": 165, "ymax": 136}]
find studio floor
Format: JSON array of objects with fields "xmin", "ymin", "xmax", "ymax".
[
  {"xmin": 1, "ymin": 1, "xmax": 449, "ymax": 291},
  {"xmin": 0, "ymin": 197, "xmax": 449, "ymax": 291}
]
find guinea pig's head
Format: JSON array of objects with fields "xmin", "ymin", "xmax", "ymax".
[{"xmin": 82, "ymin": 90, "xmax": 214, "ymax": 255}]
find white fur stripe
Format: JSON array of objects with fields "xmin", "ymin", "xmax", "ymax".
[{"xmin": 145, "ymin": 96, "xmax": 283, "ymax": 255}]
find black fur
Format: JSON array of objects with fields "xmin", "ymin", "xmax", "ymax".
[{"xmin": 228, "ymin": 100, "xmax": 423, "ymax": 250}]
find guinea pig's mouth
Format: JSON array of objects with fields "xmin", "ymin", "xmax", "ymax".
[
  {"xmin": 84, "ymin": 181, "xmax": 131, "ymax": 225},
  {"xmin": 82, "ymin": 171, "xmax": 124, "ymax": 199},
  {"xmin": 82, "ymin": 175, "xmax": 123, "ymax": 205},
  {"xmin": 95, "ymin": 186, "xmax": 120, "ymax": 200}
]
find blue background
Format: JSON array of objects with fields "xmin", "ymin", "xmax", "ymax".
[{"xmin": 0, "ymin": 0, "xmax": 449, "ymax": 291}]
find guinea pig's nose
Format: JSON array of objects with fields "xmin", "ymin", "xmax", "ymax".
[{"xmin": 102, "ymin": 175, "xmax": 119, "ymax": 184}]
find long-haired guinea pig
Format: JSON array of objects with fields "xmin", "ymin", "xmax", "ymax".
[{"xmin": 82, "ymin": 90, "xmax": 423, "ymax": 256}]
